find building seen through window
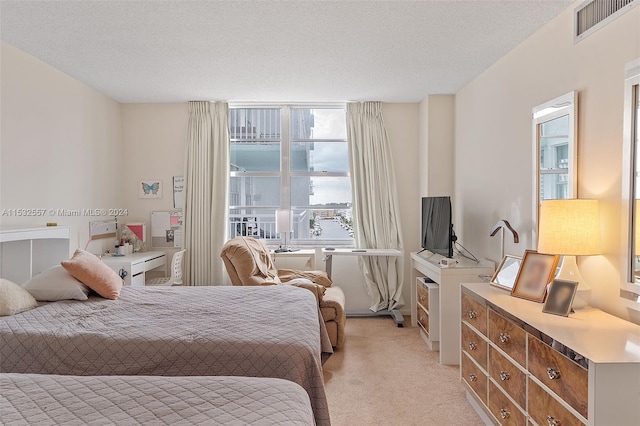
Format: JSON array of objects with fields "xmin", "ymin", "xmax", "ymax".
[{"xmin": 228, "ymin": 106, "xmax": 353, "ymax": 244}]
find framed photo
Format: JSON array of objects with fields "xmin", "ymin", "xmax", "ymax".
[
  {"xmin": 490, "ymin": 255, "xmax": 522, "ymax": 291},
  {"xmin": 543, "ymin": 280, "xmax": 578, "ymax": 317},
  {"xmin": 511, "ymin": 250, "xmax": 560, "ymax": 302},
  {"xmin": 139, "ymin": 180, "xmax": 162, "ymax": 199}
]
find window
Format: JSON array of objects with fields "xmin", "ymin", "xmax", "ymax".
[{"xmin": 228, "ymin": 105, "xmax": 353, "ymax": 245}]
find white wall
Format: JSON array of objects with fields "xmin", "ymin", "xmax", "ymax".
[
  {"xmin": 0, "ymin": 41, "xmax": 123, "ymax": 256},
  {"xmin": 120, "ymin": 103, "xmax": 187, "ymax": 228},
  {"xmin": 418, "ymin": 95, "xmax": 455, "ymax": 198},
  {"xmin": 454, "ymin": 4, "xmax": 640, "ymax": 322}
]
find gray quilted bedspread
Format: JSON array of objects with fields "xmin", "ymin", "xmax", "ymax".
[
  {"xmin": 0, "ymin": 285, "xmax": 330, "ymax": 426},
  {"xmin": 0, "ymin": 374, "xmax": 315, "ymax": 425}
]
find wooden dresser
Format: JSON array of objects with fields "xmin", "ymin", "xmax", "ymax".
[{"xmin": 461, "ymin": 283, "xmax": 640, "ymax": 426}]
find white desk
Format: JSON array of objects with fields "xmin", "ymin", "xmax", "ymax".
[
  {"xmin": 322, "ymin": 248, "xmax": 405, "ymax": 326},
  {"xmin": 271, "ymin": 249, "xmax": 316, "ymax": 269},
  {"xmin": 102, "ymin": 251, "xmax": 166, "ymax": 287}
]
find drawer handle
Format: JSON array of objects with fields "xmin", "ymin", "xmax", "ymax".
[
  {"xmin": 419, "ymin": 295, "xmax": 426, "ymax": 301},
  {"xmin": 500, "ymin": 408, "xmax": 510, "ymax": 420},
  {"xmin": 546, "ymin": 368, "xmax": 561, "ymax": 380},
  {"xmin": 499, "ymin": 332, "xmax": 510, "ymax": 344},
  {"xmin": 420, "ymin": 316, "xmax": 426, "ymax": 323},
  {"xmin": 468, "ymin": 310, "xmax": 477, "ymax": 319},
  {"xmin": 468, "ymin": 342, "xmax": 477, "ymax": 351},
  {"xmin": 469, "ymin": 374, "xmax": 478, "ymax": 382},
  {"xmin": 499, "ymin": 371, "xmax": 510, "ymax": 381},
  {"xmin": 546, "ymin": 415, "xmax": 560, "ymax": 426}
]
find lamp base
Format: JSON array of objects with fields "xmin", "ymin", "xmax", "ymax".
[{"xmin": 556, "ymin": 255, "xmax": 591, "ymax": 309}]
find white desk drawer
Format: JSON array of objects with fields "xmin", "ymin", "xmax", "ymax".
[
  {"xmin": 145, "ymin": 255, "xmax": 166, "ymax": 271},
  {"xmin": 131, "ymin": 273, "xmax": 145, "ymax": 287},
  {"xmin": 131, "ymin": 262, "xmax": 145, "ymax": 275}
]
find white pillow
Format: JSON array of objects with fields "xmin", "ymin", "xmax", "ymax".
[
  {"xmin": 285, "ymin": 278, "xmax": 315, "ymax": 286},
  {"xmin": 22, "ymin": 265, "xmax": 90, "ymax": 301},
  {"xmin": 0, "ymin": 278, "xmax": 38, "ymax": 316}
]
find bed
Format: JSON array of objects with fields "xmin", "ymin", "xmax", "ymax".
[
  {"xmin": 1, "ymin": 373, "xmax": 315, "ymax": 425},
  {"xmin": 0, "ymin": 285, "xmax": 332, "ymax": 426}
]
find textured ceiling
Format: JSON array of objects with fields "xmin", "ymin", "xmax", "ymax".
[{"xmin": 0, "ymin": 0, "xmax": 573, "ymax": 103}]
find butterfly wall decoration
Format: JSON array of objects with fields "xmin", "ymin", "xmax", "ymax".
[{"xmin": 139, "ymin": 180, "xmax": 162, "ymax": 199}]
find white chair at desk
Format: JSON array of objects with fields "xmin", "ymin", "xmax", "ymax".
[{"xmin": 146, "ymin": 250, "xmax": 186, "ymax": 286}]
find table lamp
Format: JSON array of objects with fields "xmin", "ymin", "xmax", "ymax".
[
  {"xmin": 537, "ymin": 199, "xmax": 601, "ymax": 309},
  {"xmin": 275, "ymin": 210, "xmax": 294, "ymax": 253}
]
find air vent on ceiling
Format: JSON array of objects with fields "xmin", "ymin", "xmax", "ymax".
[{"xmin": 574, "ymin": 0, "xmax": 638, "ymax": 43}]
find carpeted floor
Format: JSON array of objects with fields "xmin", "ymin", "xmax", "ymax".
[{"xmin": 323, "ymin": 317, "xmax": 484, "ymax": 426}]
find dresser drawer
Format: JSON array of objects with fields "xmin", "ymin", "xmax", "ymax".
[
  {"xmin": 489, "ymin": 380, "xmax": 527, "ymax": 426},
  {"xmin": 417, "ymin": 283, "xmax": 429, "ymax": 309},
  {"xmin": 528, "ymin": 336, "xmax": 588, "ymax": 419},
  {"xmin": 462, "ymin": 292, "xmax": 487, "ymax": 335},
  {"xmin": 462, "ymin": 352, "xmax": 488, "ymax": 405},
  {"xmin": 489, "ymin": 346, "xmax": 525, "ymax": 409},
  {"xmin": 462, "ymin": 322, "xmax": 487, "ymax": 370},
  {"xmin": 488, "ymin": 310, "xmax": 526, "ymax": 367},
  {"xmin": 528, "ymin": 379, "xmax": 584, "ymax": 426},
  {"xmin": 417, "ymin": 304, "xmax": 429, "ymax": 334}
]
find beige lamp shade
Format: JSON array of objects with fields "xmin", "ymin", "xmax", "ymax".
[
  {"xmin": 537, "ymin": 199, "xmax": 601, "ymax": 256},
  {"xmin": 275, "ymin": 210, "xmax": 293, "ymax": 234}
]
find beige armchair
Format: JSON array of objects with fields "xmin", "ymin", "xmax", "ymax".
[{"xmin": 221, "ymin": 237, "xmax": 345, "ymax": 348}]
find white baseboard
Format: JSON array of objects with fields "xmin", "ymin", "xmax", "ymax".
[{"xmin": 466, "ymin": 391, "xmax": 495, "ymax": 426}]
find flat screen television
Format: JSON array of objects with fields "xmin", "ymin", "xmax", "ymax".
[{"xmin": 421, "ymin": 196, "xmax": 454, "ymax": 258}]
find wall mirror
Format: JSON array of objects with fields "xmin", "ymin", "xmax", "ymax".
[
  {"xmin": 532, "ymin": 91, "xmax": 578, "ymax": 243},
  {"xmin": 622, "ymin": 58, "xmax": 640, "ymax": 305}
]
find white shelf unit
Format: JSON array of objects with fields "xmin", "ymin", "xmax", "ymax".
[
  {"xmin": 416, "ymin": 277, "xmax": 440, "ymax": 350},
  {"xmin": 0, "ymin": 226, "xmax": 70, "ymax": 284}
]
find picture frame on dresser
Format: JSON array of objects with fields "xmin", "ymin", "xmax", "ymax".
[
  {"xmin": 543, "ymin": 279, "xmax": 578, "ymax": 317},
  {"xmin": 511, "ymin": 250, "xmax": 559, "ymax": 302},
  {"xmin": 490, "ymin": 255, "xmax": 522, "ymax": 291}
]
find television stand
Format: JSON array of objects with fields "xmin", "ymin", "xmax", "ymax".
[{"xmin": 410, "ymin": 251, "xmax": 494, "ymax": 365}]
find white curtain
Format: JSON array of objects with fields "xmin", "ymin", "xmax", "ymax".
[
  {"xmin": 347, "ymin": 102, "xmax": 405, "ymax": 311},
  {"xmin": 183, "ymin": 101, "xmax": 229, "ymax": 286}
]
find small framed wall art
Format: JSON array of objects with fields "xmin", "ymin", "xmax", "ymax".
[
  {"xmin": 511, "ymin": 250, "xmax": 560, "ymax": 302},
  {"xmin": 139, "ymin": 180, "xmax": 162, "ymax": 199}
]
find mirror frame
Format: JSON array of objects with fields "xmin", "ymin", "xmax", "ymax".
[
  {"xmin": 490, "ymin": 255, "xmax": 522, "ymax": 291},
  {"xmin": 621, "ymin": 58, "xmax": 640, "ymax": 306},
  {"xmin": 532, "ymin": 91, "xmax": 578, "ymax": 245}
]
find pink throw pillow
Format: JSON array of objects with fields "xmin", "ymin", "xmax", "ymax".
[{"xmin": 61, "ymin": 249, "xmax": 123, "ymax": 299}]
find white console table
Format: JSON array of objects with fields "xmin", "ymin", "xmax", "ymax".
[
  {"xmin": 323, "ymin": 248, "xmax": 405, "ymax": 326},
  {"xmin": 410, "ymin": 251, "xmax": 493, "ymax": 365},
  {"xmin": 102, "ymin": 251, "xmax": 166, "ymax": 287}
]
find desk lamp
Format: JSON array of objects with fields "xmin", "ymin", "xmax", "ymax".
[{"xmin": 537, "ymin": 199, "xmax": 601, "ymax": 309}]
